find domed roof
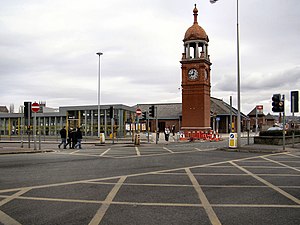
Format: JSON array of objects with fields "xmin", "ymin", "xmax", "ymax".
[{"xmin": 183, "ymin": 4, "xmax": 208, "ymax": 42}]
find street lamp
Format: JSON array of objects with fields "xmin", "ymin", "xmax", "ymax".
[
  {"xmin": 236, "ymin": 0, "xmax": 241, "ymax": 147},
  {"xmin": 96, "ymin": 52, "xmax": 103, "ymax": 137}
]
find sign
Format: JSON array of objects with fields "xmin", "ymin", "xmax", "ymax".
[
  {"xmin": 229, "ymin": 133, "xmax": 237, "ymax": 148},
  {"xmin": 256, "ymin": 105, "xmax": 263, "ymax": 114},
  {"xmin": 136, "ymin": 108, "xmax": 142, "ymax": 116},
  {"xmin": 31, "ymin": 102, "xmax": 40, "ymax": 113}
]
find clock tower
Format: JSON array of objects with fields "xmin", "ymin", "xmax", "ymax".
[{"xmin": 181, "ymin": 4, "xmax": 211, "ymax": 134}]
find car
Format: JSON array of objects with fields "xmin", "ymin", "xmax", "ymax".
[{"xmin": 267, "ymin": 126, "xmax": 283, "ymax": 131}]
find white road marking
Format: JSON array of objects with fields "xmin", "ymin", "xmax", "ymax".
[
  {"xmin": 185, "ymin": 168, "xmax": 222, "ymax": 225},
  {"xmin": 135, "ymin": 147, "xmax": 141, "ymax": 156},
  {"xmin": 100, "ymin": 148, "xmax": 111, "ymax": 156},
  {"xmin": 230, "ymin": 161, "xmax": 300, "ymax": 205},
  {"xmin": 88, "ymin": 176, "xmax": 126, "ymax": 225}
]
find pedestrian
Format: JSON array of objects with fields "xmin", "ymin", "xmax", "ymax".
[
  {"xmin": 58, "ymin": 126, "xmax": 67, "ymax": 149},
  {"xmin": 164, "ymin": 127, "xmax": 170, "ymax": 142},
  {"xmin": 71, "ymin": 128, "xmax": 77, "ymax": 149},
  {"xmin": 171, "ymin": 125, "xmax": 175, "ymax": 136},
  {"xmin": 65, "ymin": 128, "xmax": 73, "ymax": 149},
  {"xmin": 156, "ymin": 127, "xmax": 160, "ymax": 142},
  {"xmin": 74, "ymin": 127, "xmax": 83, "ymax": 149}
]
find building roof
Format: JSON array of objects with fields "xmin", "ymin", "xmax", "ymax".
[
  {"xmin": 0, "ymin": 106, "xmax": 9, "ymax": 113},
  {"xmin": 247, "ymin": 107, "xmax": 265, "ymax": 117},
  {"xmin": 265, "ymin": 113, "xmax": 275, "ymax": 120},
  {"xmin": 183, "ymin": 4, "xmax": 208, "ymax": 42},
  {"xmin": 136, "ymin": 97, "xmax": 248, "ymax": 120}
]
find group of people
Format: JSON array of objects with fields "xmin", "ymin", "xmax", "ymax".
[{"xmin": 58, "ymin": 126, "xmax": 83, "ymax": 149}]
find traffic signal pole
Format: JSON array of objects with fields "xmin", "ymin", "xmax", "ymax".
[{"xmin": 282, "ymin": 95, "xmax": 285, "ymax": 151}]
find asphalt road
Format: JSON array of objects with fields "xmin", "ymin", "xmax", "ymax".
[{"xmin": 0, "ymin": 140, "xmax": 299, "ymax": 225}]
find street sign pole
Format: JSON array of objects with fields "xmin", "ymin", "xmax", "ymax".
[
  {"xmin": 282, "ymin": 95, "xmax": 285, "ymax": 151},
  {"xmin": 292, "ymin": 95, "xmax": 295, "ymax": 148},
  {"xmin": 28, "ymin": 104, "xmax": 31, "ymax": 148},
  {"xmin": 34, "ymin": 112, "xmax": 37, "ymax": 150}
]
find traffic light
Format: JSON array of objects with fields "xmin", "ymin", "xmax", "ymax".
[
  {"xmin": 149, "ymin": 105, "xmax": 155, "ymax": 117},
  {"xmin": 24, "ymin": 102, "xmax": 32, "ymax": 118},
  {"xmin": 109, "ymin": 106, "xmax": 113, "ymax": 118},
  {"xmin": 142, "ymin": 111, "xmax": 147, "ymax": 120},
  {"xmin": 291, "ymin": 91, "xmax": 299, "ymax": 113},
  {"xmin": 272, "ymin": 94, "xmax": 284, "ymax": 112}
]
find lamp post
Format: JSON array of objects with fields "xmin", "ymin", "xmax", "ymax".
[
  {"xmin": 96, "ymin": 52, "xmax": 103, "ymax": 138},
  {"xmin": 236, "ymin": 0, "xmax": 241, "ymax": 147},
  {"xmin": 210, "ymin": 0, "xmax": 241, "ymax": 147}
]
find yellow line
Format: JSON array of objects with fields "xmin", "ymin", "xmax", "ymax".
[
  {"xmin": 0, "ymin": 210, "xmax": 22, "ymax": 225},
  {"xmin": 70, "ymin": 150, "xmax": 80, "ymax": 154},
  {"xmin": 0, "ymin": 152, "xmax": 289, "ymax": 194},
  {"xmin": 212, "ymin": 204, "xmax": 300, "ymax": 208},
  {"xmin": 195, "ymin": 148, "xmax": 217, "ymax": 152},
  {"xmin": 163, "ymin": 147, "xmax": 174, "ymax": 153},
  {"xmin": 88, "ymin": 176, "xmax": 126, "ymax": 225},
  {"xmin": 286, "ymin": 153, "xmax": 300, "ymax": 158},
  {"xmin": 230, "ymin": 161, "xmax": 300, "ymax": 205},
  {"xmin": 185, "ymin": 168, "xmax": 222, "ymax": 225},
  {"xmin": 262, "ymin": 156, "xmax": 300, "ymax": 172},
  {"xmin": 0, "ymin": 188, "xmax": 30, "ymax": 207},
  {"xmin": 100, "ymin": 148, "xmax": 111, "ymax": 156},
  {"xmin": 135, "ymin": 147, "xmax": 141, "ymax": 156}
]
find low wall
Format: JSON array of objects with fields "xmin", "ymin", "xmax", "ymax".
[{"xmin": 254, "ymin": 135, "xmax": 300, "ymax": 145}]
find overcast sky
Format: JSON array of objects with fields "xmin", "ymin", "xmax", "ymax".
[{"xmin": 1, "ymin": 0, "xmax": 299, "ymax": 116}]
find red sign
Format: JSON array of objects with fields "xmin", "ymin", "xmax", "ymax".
[
  {"xmin": 256, "ymin": 105, "xmax": 263, "ymax": 114},
  {"xmin": 136, "ymin": 108, "xmax": 142, "ymax": 116},
  {"xmin": 31, "ymin": 102, "xmax": 40, "ymax": 113}
]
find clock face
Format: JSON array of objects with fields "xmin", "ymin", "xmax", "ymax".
[{"xmin": 188, "ymin": 69, "xmax": 199, "ymax": 80}]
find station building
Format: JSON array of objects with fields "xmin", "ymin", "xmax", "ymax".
[{"xmin": 0, "ymin": 97, "xmax": 248, "ymax": 138}]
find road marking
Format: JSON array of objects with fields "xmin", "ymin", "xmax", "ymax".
[
  {"xmin": 286, "ymin": 153, "xmax": 300, "ymax": 158},
  {"xmin": 230, "ymin": 161, "xmax": 300, "ymax": 205},
  {"xmin": 88, "ymin": 176, "xmax": 126, "ymax": 225},
  {"xmin": 195, "ymin": 148, "xmax": 217, "ymax": 152},
  {"xmin": 0, "ymin": 188, "xmax": 30, "ymax": 225},
  {"xmin": 100, "ymin": 148, "xmax": 111, "ymax": 156},
  {"xmin": 0, "ymin": 210, "xmax": 22, "ymax": 225},
  {"xmin": 163, "ymin": 147, "xmax": 174, "ymax": 153},
  {"xmin": 70, "ymin": 150, "xmax": 80, "ymax": 154},
  {"xmin": 0, "ymin": 188, "xmax": 30, "ymax": 207},
  {"xmin": 185, "ymin": 168, "xmax": 222, "ymax": 225},
  {"xmin": 262, "ymin": 156, "xmax": 300, "ymax": 172},
  {"xmin": 0, "ymin": 152, "xmax": 289, "ymax": 194},
  {"xmin": 135, "ymin": 147, "xmax": 141, "ymax": 156}
]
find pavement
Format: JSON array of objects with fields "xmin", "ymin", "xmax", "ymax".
[{"xmin": 0, "ymin": 133, "xmax": 299, "ymax": 155}]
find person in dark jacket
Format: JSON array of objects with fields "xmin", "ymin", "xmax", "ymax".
[
  {"xmin": 58, "ymin": 126, "xmax": 67, "ymax": 149},
  {"xmin": 71, "ymin": 128, "xmax": 77, "ymax": 149},
  {"xmin": 65, "ymin": 128, "xmax": 73, "ymax": 149},
  {"xmin": 74, "ymin": 127, "xmax": 83, "ymax": 149}
]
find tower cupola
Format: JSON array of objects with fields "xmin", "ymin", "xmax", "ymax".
[{"xmin": 182, "ymin": 4, "xmax": 209, "ymax": 60}]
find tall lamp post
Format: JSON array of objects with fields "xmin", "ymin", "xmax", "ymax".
[
  {"xmin": 211, "ymin": 0, "xmax": 241, "ymax": 147},
  {"xmin": 236, "ymin": 0, "xmax": 241, "ymax": 147},
  {"xmin": 96, "ymin": 52, "xmax": 103, "ymax": 138}
]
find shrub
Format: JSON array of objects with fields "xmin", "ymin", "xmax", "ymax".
[{"xmin": 260, "ymin": 130, "xmax": 300, "ymax": 137}]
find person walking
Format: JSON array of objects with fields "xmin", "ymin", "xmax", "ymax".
[
  {"xmin": 164, "ymin": 127, "xmax": 170, "ymax": 142},
  {"xmin": 71, "ymin": 128, "xmax": 77, "ymax": 149},
  {"xmin": 74, "ymin": 127, "xmax": 83, "ymax": 149},
  {"xmin": 58, "ymin": 126, "xmax": 67, "ymax": 149},
  {"xmin": 65, "ymin": 128, "xmax": 73, "ymax": 149}
]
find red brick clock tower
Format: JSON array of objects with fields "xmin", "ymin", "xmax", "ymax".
[{"xmin": 181, "ymin": 4, "xmax": 212, "ymax": 134}]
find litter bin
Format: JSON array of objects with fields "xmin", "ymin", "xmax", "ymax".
[
  {"xmin": 134, "ymin": 134, "xmax": 140, "ymax": 145},
  {"xmin": 100, "ymin": 133, "xmax": 105, "ymax": 144},
  {"xmin": 229, "ymin": 133, "xmax": 237, "ymax": 148}
]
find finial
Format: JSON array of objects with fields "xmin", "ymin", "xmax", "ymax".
[{"xmin": 193, "ymin": 4, "xmax": 198, "ymax": 24}]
